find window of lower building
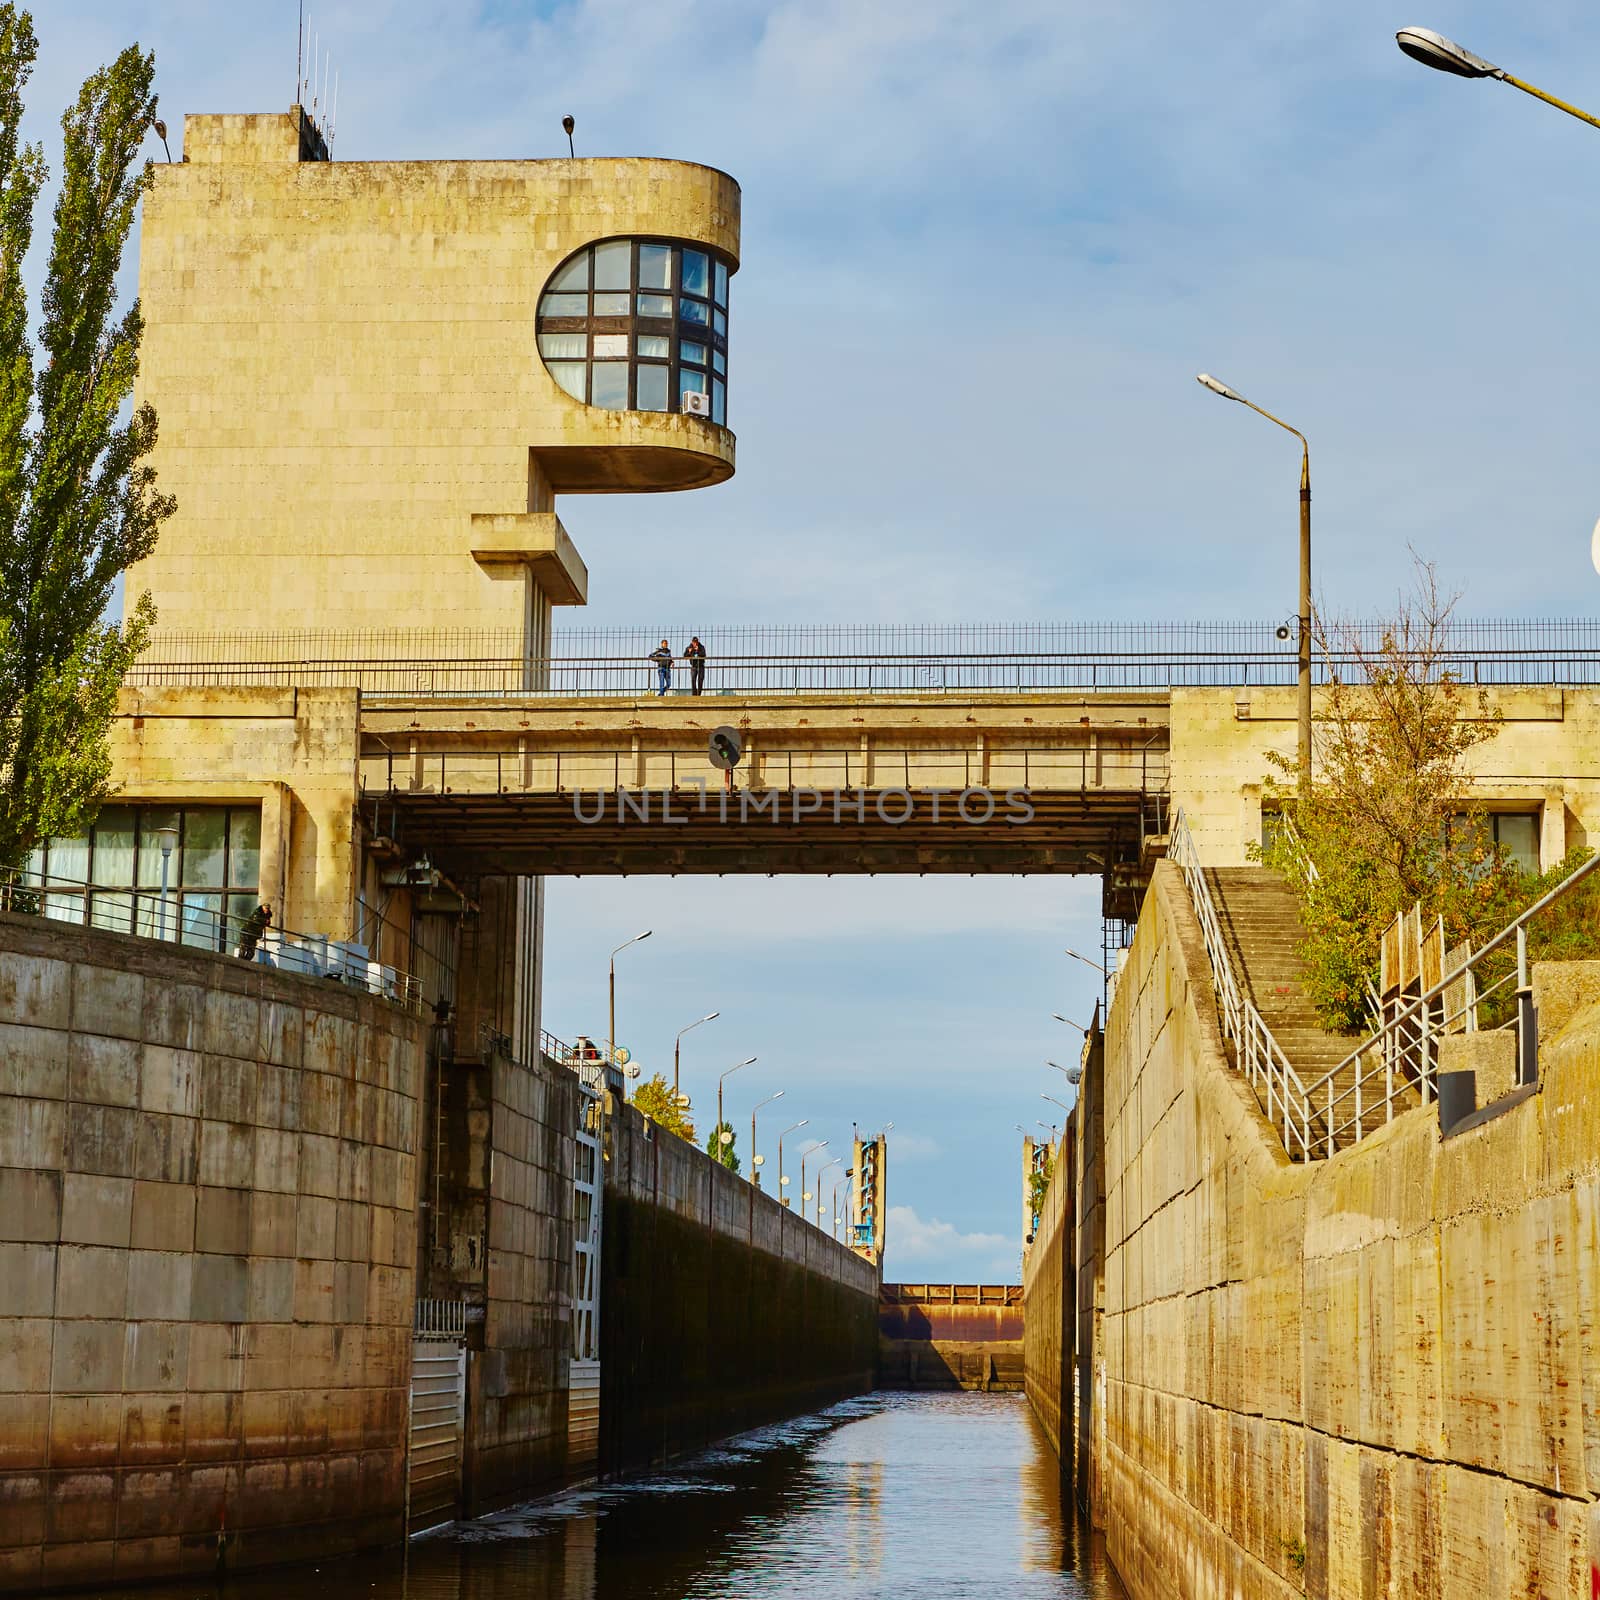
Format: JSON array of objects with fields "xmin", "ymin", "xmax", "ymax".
[{"xmin": 23, "ymin": 805, "xmax": 263, "ymax": 950}]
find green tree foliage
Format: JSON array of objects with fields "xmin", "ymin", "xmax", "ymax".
[
  {"xmin": 1028, "ymin": 1146, "xmax": 1054, "ymax": 1223},
  {"xmin": 705, "ymin": 1120, "xmax": 740, "ymax": 1174},
  {"xmin": 0, "ymin": 9, "xmax": 172, "ymax": 868},
  {"xmin": 1259, "ymin": 562, "xmax": 1594, "ymax": 1032},
  {"xmin": 631, "ymin": 1072, "xmax": 696, "ymax": 1142}
]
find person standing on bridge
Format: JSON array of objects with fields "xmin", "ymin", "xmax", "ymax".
[
  {"xmin": 684, "ymin": 635, "xmax": 707, "ymax": 696},
  {"xmin": 650, "ymin": 639, "xmax": 674, "ymax": 696}
]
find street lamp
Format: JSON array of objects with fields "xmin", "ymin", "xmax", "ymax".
[
  {"xmin": 1196, "ymin": 373, "xmax": 1312, "ymax": 793},
  {"xmin": 608, "ymin": 931, "xmax": 652, "ymax": 1099},
  {"xmin": 717, "ymin": 1057, "xmax": 757, "ymax": 1160},
  {"xmin": 1042, "ymin": 1092, "xmax": 1074, "ymax": 1119},
  {"xmin": 1396, "ymin": 27, "xmax": 1600, "ymax": 131},
  {"xmin": 674, "ymin": 1011, "xmax": 719, "ymax": 1105},
  {"xmin": 749, "ymin": 1089, "xmax": 784, "ymax": 1188},
  {"xmin": 1052, "ymin": 1014, "xmax": 1087, "ymax": 1034},
  {"xmin": 777, "ymin": 1119, "xmax": 807, "ymax": 1207},
  {"xmin": 815, "ymin": 1156, "xmax": 843, "ymax": 1224},
  {"xmin": 155, "ymin": 826, "xmax": 179, "ymax": 942},
  {"xmin": 800, "ymin": 1140, "xmax": 828, "ymax": 1214},
  {"xmin": 1063, "ymin": 948, "xmax": 1107, "ymax": 977}
]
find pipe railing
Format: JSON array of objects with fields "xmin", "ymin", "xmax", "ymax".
[
  {"xmin": 1302, "ymin": 847, "xmax": 1600, "ymax": 1154},
  {"xmin": 0, "ymin": 865, "xmax": 425, "ymax": 1013},
  {"xmin": 1167, "ymin": 811, "xmax": 1315, "ymax": 1160},
  {"xmin": 122, "ymin": 645, "xmax": 1600, "ymax": 697}
]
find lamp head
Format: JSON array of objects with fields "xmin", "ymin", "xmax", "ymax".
[
  {"xmin": 1197, "ymin": 373, "xmax": 1243, "ymax": 402},
  {"xmin": 562, "ymin": 114, "xmax": 576, "ymax": 135},
  {"xmin": 1395, "ymin": 26, "xmax": 1502, "ymax": 79},
  {"xmin": 153, "ymin": 118, "xmax": 167, "ymax": 140}
]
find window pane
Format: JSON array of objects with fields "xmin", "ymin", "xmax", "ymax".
[
  {"xmin": 681, "ymin": 249, "xmax": 709, "ymax": 297},
  {"xmin": 548, "ymin": 362, "xmax": 587, "ymax": 401},
  {"xmin": 229, "ymin": 810, "xmax": 261, "ymax": 890},
  {"xmin": 185, "ymin": 809, "xmax": 226, "ymax": 888},
  {"xmin": 539, "ymin": 293, "xmax": 588, "ymax": 318},
  {"xmin": 44, "ymin": 891, "xmax": 86, "ymax": 927},
  {"xmin": 90, "ymin": 892, "xmax": 135, "ymax": 936},
  {"xmin": 228, "ymin": 893, "xmax": 261, "ymax": 947},
  {"xmin": 637, "ymin": 293, "xmax": 672, "ymax": 319},
  {"xmin": 713, "ymin": 308, "xmax": 727, "ymax": 337},
  {"xmin": 1494, "ymin": 814, "xmax": 1539, "ymax": 874},
  {"xmin": 679, "ymin": 298, "xmax": 709, "ymax": 327},
  {"xmin": 548, "ymin": 251, "xmax": 590, "ymax": 292},
  {"xmin": 590, "ymin": 362, "xmax": 629, "ymax": 409},
  {"xmin": 636, "ymin": 365, "xmax": 668, "ymax": 411},
  {"xmin": 679, "ymin": 340, "xmax": 706, "ymax": 367},
  {"xmin": 714, "ymin": 260, "xmax": 728, "ymax": 307},
  {"xmin": 593, "ymin": 240, "xmax": 632, "ymax": 292},
  {"xmin": 181, "ymin": 893, "xmax": 224, "ymax": 951},
  {"xmin": 593, "ymin": 333, "xmax": 629, "ymax": 359},
  {"xmin": 680, "ymin": 369, "xmax": 707, "ymax": 398},
  {"xmin": 712, "ymin": 347, "xmax": 726, "ymax": 374},
  {"xmin": 639, "ymin": 244, "xmax": 672, "ymax": 291},
  {"xmin": 539, "ymin": 333, "xmax": 586, "ymax": 359},
  {"xmin": 91, "ymin": 806, "xmax": 135, "ymax": 887},
  {"xmin": 48, "ymin": 832, "xmax": 89, "ymax": 886},
  {"xmin": 637, "ymin": 335, "xmax": 670, "ymax": 359},
  {"xmin": 712, "ymin": 377, "xmax": 726, "ymax": 426},
  {"xmin": 593, "ymin": 292, "xmax": 630, "ymax": 316}
]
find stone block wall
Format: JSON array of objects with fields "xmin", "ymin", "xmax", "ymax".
[
  {"xmin": 0, "ymin": 911, "xmax": 427, "ymax": 1592},
  {"xmin": 1023, "ymin": 1136, "xmax": 1072, "ymax": 1458},
  {"xmin": 600, "ymin": 1102, "xmax": 879, "ymax": 1472},
  {"xmin": 1080, "ymin": 861, "xmax": 1600, "ymax": 1600}
]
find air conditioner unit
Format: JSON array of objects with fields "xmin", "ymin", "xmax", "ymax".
[{"xmin": 682, "ymin": 390, "xmax": 711, "ymax": 417}]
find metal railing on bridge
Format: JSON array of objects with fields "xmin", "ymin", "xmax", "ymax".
[
  {"xmin": 123, "ymin": 618, "xmax": 1600, "ymax": 696},
  {"xmin": 0, "ymin": 865, "xmax": 426, "ymax": 1014},
  {"xmin": 1168, "ymin": 809, "xmax": 1600, "ymax": 1160}
]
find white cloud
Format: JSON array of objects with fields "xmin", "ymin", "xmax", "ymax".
[{"xmin": 882, "ymin": 1204, "xmax": 1018, "ymax": 1284}]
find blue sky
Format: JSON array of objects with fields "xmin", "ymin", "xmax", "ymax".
[{"xmin": 37, "ymin": 0, "xmax": 1600, "ymax": 1276}]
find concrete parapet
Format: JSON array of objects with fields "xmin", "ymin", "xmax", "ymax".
[
  {"xmin": 0, "ymin": 910, "xmax": 427, "ymax": 1592},
  {"xmin": 599, "ymin": 1104, "xmax": 878, "ymax": 1472},
  {"xmin": 1030, "ymin": 861, "xmax": 1600, "ymax": 1599}
]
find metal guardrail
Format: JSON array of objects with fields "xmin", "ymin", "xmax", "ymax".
[
  {"xmin": 0, "ymin": 867, "xmax": 425, "ymax": 1014},
  {"xmin": 125, "ymin": 646, "xmax": 1600, "ymax": 697},
  {"xmin": 1170, "ymin": 810, "xmax": 1600, "ymax": 1159},
  {"xmin": 1167, "ymin": 811, "xmax": 1315, "ymax": 1160},
  {"xmin": 1301, "ymin": 848, "xmax": 1600, "ymax": 1155},
  {"xmin": 362, "ymin": 742, "xmax": 1170, "ymax": 796},
  {"xmin": 413, "ymin": 1298, "xmax": 469, "ymax": 1339}
]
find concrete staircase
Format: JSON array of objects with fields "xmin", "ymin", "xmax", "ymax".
[{"xmin": 1202, "ymin": 868, "xmax": 1389, "ymax": 1151}]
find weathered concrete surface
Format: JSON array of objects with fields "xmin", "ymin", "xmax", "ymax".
[
  {"xmin": 1060, "ymin": 860, "xmax": 1600, "ymax": 1600},
  {"xmin": 417, "ymin": 1041, "xmax": 581, "ymax": 1513},
  {"xmin": 1024, "ymin": 1135, "xmax": 1073, "ymax": 1460},
  {"xmin": 0, "ymin": 911, "xmax": 427, "ymax": 1592},
  {"xmin": 599, "ymin": 1104, "xmax": 878, "ymax": 1472},
  {"xmin": 879, "ymin": 1284, "xmax": 1024, "ymax": 1392}
]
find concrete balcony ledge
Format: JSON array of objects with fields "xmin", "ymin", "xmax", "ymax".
[{"xmin": 469, "ymin": 512, "xmax": 588, "ymax": 605}]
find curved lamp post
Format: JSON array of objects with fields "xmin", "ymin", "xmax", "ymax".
[
  {"xmin": 799, "ymin": 1139, "xmax": 829, "ymax": 1214},
  {"xmin": 750, "ymin": 1089, "xmax": 784, "ymax": 1187},
  {"xmin": 814, "ymin": 1156, "xmax": 843, "ymax": 1225},
  {"xmin": 608, "ymin": 931, "xmax": 652, "ymax": 1099},
  {"xmin": 1196, "ymin": 374, "xmax": 1312, "ymax": 793},
  {"xmin": 716, "ymin": 1057, "xmax": 757, "ymax": 1161},
  {"xmin": 1396, "ymin": 27, "xmax": 1600, "ymax": 130},
  {"xmin": 1043, "ymin": 1091, "xmax": 1075, "ymax": 1120},
  {"xmin": 674, "ymin": 1011, "xmax": 718, "ymax": 1105},
  {"xmin": 776, "ymin": 1119, "xmax": 808, "ymax": 1207}
]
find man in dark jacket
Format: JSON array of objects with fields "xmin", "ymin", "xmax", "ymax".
[
  {"xmin": 684, "ymin": 635, "xmax": 707, "ymax": 696},
  {"xmin": 649, "ymin": 639, "xmax": 673, "ymax": 696}
]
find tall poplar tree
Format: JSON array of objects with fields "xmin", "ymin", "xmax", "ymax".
[{"xmin": 0, "ymin": 7, "xmax": 172, "ymax": 868}]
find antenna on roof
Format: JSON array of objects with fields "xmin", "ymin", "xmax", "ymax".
[{"xmin": 296, "ymin": 2, "xmax": 304, "ymax": 103}]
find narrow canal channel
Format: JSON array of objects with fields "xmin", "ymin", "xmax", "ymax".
[{"xmin": 136, "ymin": 1393, "xmax": 1125, "ymax": 1599}]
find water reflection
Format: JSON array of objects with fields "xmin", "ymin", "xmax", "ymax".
[{"xmin": 139, "ymin": 1393, "xmax": 1123, "ymax": 1600}]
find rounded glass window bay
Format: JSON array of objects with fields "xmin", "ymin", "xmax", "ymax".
[{"xmin": 537, "ymin": 236, "xmax": 734, "ymax": 423}]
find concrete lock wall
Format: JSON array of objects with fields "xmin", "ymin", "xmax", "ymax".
[
  {"xmin": 599, "ymin": 1103, "xmax": 879, "ymax": 1472},
  {"xmin": 1024, "ymin": 1147, "xmax": 1073, "ymax": 1457},
  {"xmin": 0, "ymin": 911, "xmax": 427, "ymax": 1592},
  {"xmin": 1045, "ymin": 860, "xmax": 1600, "ymax": 1600}
]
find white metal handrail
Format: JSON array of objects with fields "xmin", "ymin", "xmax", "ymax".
[
  {"xmin": 0, "ymin": 865, "xmax": 425, "ymax": 1013},
  {"xmin": 1168, "ymin": 811, "xmax": 1314, "ymax": 1159}
]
